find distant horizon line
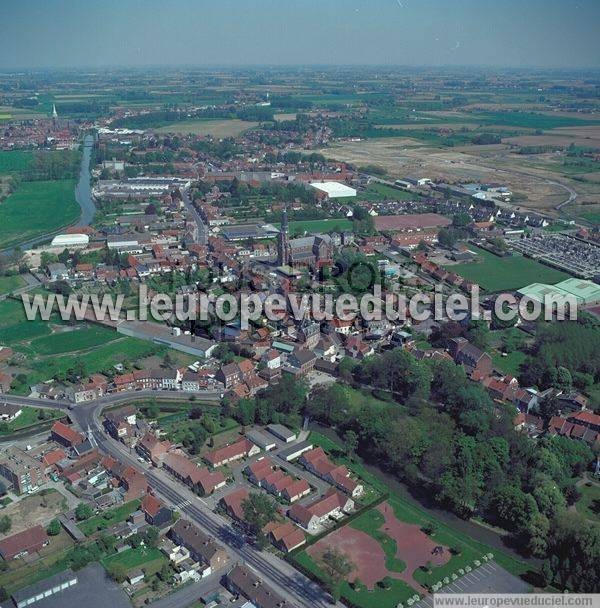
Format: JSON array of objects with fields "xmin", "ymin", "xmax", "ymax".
[{"xmin": 1, "ymin": 63, "xmax": 600, "ymax": 73}]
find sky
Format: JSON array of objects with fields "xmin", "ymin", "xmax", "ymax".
[{"xmin": 1, "ymin": 0, "xmax": 599, "ymax": 70}]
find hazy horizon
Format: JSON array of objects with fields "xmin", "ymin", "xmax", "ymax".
[{"xmin": 2, "ymin": 0, "xmax": 599, "ymax": 71}]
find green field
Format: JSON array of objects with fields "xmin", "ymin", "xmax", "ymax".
[
  {"xmin": 358, "ymin": 182, "xmax": 423, "ymax": 202},
  {"xmin": 28, "ymin": 326, "xmax": 119, "ymax": 355},
  {"xmin": 0, "ymin": 274, "xmax": 25, "ymax": 295},
  {"xmin": 155, "ymin": 118, "xmax": 258, "ymax": 137},
  {"xmin": 0, "ymin": 180, "xmax": 79, "ymax": 249},
  {"xmin": 580, "ymin": 212, "xmax": 600, "ymax": 225},
  {"xmin": 26, "ymin": 337, "xmax": 161, "ymax": 384},
  {"xmin": 101, "ymin": 545, "xmax": 166, "ymax": 575},
  {"xmin": 0, "ymin": 406, "xmax": 63, "ymax": 436},
  {"xmin": 575, "ymin": 483, "xmax": 600, "ymax": 523},
  {"xmin": 491, "ymin": 349, "xmax": 527, "ymax": 376},
  {"xmin": 0, "ymin": 150, "xmax": 35, "ymax": 173},
  {"xmin": 79, "ymin": 499, "xmax": 141, "ymax": 536},
  {"xmin": 447, "ymin": 246, "xmax": 570, "ymax": 292}
]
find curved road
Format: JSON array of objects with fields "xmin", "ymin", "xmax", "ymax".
[{"xmin": 0, "ymin": 391, "xmax": 337, "ymax": 608}]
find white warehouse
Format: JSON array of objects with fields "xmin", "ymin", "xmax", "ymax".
[{"xmin": 310, "ymin": 181, "xmax": 357, "ymax": 199}]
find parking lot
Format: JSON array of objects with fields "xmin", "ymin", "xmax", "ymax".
[{"xmin": 414, "ymin": 561, "xmax": 531, "ymax": 608}]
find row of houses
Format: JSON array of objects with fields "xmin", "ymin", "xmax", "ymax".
[{"xmin": 245, "ymin": 457, "xmax": 311, "ymax": 503}]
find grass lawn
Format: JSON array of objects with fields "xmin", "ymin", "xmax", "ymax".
[
  {"xmin": 581, "ymin": 212, "xmax": 600, "ymax": 225},
  {"xmin": 491, "ymin": 349, "xmax": 527, "ymax": 376},
  {"xmin": 78, "ymin": 499, "xmax": 141, "ymax": 536},
  {"xmin": 28, "ymin": 325, "xmax": 119, "ymax": 355},
  {"xmin": 0, "ymin": 179, "xmax": 79, "ymax": 249},
  {"xmin": 446, "ymin": 245, "xmax": 570, "ymax": 292},
  {"xmin": 359, "ymin": 182, "xmax": 423, "ymax": 202},
  {"xmin": 0, "ymin": 274, "xmax": 25, "ymax": 295},
  {"xmin": 101, "ymin": 546, "xmax": 166, "ymax": 575},
  {"xmin": 0, "ymin": 406, "xmax": 63, "ymax": 436},
  {"xmin": 350, "ymin": 507, "xmax": 406, "ymax": 573},
  {"xmin": 27, "ymin": 337, "xmax": 159, "ymax": 379},
  {"xmin": 0, "ymin": 150, "xmax": 34, "ymax": 173},
  {"xmin": 575, "ymin": 483, "xmax": 600, "ymax": 523},
  {"xmin": 155, "ymin": 118, "xmax": 258, "ymax": 137}
]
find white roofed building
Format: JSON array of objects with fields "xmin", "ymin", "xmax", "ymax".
[{"xmin": 310, "ymin": 181, "xmax": 357, "ymax": 199}]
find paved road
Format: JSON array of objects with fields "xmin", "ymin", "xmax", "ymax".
[
  {"xmin": 0, "ymin": 389, "xmax": 222, "ymax": 415},
  {"xmin": 60, "ymin": 398, "xmax": 340, "ymax": 608},
  {"xmin": 148, "ymin": 568, "xmax": 226, "ymax": 608},
  {"xmin": 182, "ymin": 188, "xmax": 208, "ymax": 245}
]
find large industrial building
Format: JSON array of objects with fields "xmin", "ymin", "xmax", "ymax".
[
  {"xmin": 518, "ymin": 278, "xmax": 600, "ymax": 308},
  {"xmin": 310, "ymin": 181, "xmax": 356, "ymax": 199}
]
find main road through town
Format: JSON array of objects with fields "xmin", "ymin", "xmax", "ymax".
[{"xmin": 0, "ymin": 392, "xmax": 339, "ymax": 608}]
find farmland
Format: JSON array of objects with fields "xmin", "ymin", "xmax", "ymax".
[
  {"xmin": 0, "ymin": 179, "xmax": 79, "ymax": 249},
  {"xmin": 0, "ymin": 150, "xmax": 35, "ymax": 173},
  {"xmin": 446, "ymin": 245, "xmax": 570, "ymax": 292},
  {"xmin": 155, "ymin": 118, "xmax": 258, "ymax": 137}
]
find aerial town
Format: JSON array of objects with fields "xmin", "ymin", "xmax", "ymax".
[{"xmin": 0, "ymin": 3, "xmax": 599, "ymax": 608}]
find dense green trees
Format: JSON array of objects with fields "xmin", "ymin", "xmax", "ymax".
[
  {"xmin": 242, "ymin": 492, "xmax": 278, "ymax": 549},
  {"xmin": 232, "ymin": 375, "xmax": 308, "ymax": 429},
  {"xmin": 521, "ymin": 315, "xmax": 600, "ymax": 397},
  {"xmin": 543, "ymin": 513, "xmax": 600, "ymax": 592},
  {"xmin": 304, "ymin": 347, "xmax": 595, "ymax": 574}
]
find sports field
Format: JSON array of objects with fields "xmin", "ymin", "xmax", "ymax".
[
  {"xmin": 0, "ymin": 179, "xmax": 79, "ymax": 249},
  {"xmin": 27, "ymin": 326, "xmax": 120, "ymax": 355},
  {"xmin": 155, "ymin": 118, "xmax": 258, "ymax": 137},
  {"xmin": 447, "ymin": 246, "xmax": 570, "ymax": 292}
]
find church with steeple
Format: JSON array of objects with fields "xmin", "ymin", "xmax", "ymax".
[{"xmin": 277, "ymin": 204, "xmax": 291, "ymax": 266}]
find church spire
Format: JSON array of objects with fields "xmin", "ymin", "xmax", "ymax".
[{"xmin": 277, "ymin": 203, "xmax": 290, "ymax": 266}]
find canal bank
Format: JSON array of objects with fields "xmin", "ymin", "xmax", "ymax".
[{"xmin": 1, "ymin": 133, "xmax": 96, "ymax": 255}]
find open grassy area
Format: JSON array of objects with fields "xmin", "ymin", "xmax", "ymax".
[
  {"xmin": 25, "ymin": 337, "xmax": 161, "ymax": 384},
  {"xmin": 27, "ymin": 325, "xmax": 120, "ymax": 355},
  {"xmin": 0, "ymin": 274, "xmax": 25, "ymax": 294},
  {"xmin": 491, "ymin": 349, "xmax": 527, "ymax": 376},
  {"xmin": 359, "ymin": 182, "xmax": 423, "ymax": 202},
  {"xmin": 350, "ymin": 507, "xmax": 407, "ymax": 573},
  {"xmin": 575, "ymin": 482, "xmax": 600, "ymax": 523},
  {"xmin": 282, "ymin": 218, "xmax": 353, "ymax": 234},
  {"xmin": 79, "ymin": 499, "xmax": 141, "ymax": 536},
  {"xmin": 101, "ymin": 545, "xmax": 166, "ymax": 575},
  {"xmin": 0, "ymin": 150, "xmax": 35, "ymax": 173},
  {"xmin": 0, "ymin": 180, "xmax": 79, "ymax": 249},
  {"xmin": 446, "ymin": 245, "xmax": 570, "ymax": 292},
  {"xmin": 0, "ymin": 406, "xmax": 63, "ymax": 436},
  {"xmin": 155, "ymin": 118, "xmax": 258, "ymax": 137}
]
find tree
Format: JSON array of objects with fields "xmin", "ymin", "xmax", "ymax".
[
  {"xmin": 242, "ymin": 493, "xmax": 278, "ymax": 548},
  {"xmin": 342, "ymin": 430, "xmax": 358, "ymax": 457},
  {"xmin": 75, "ymin": 502, "xmax": 93, "ymax": 521},
  {"xmin": 106, "ymin": 562, "xmax": 128, "ymax": 583},
  {"xmin": 0, "ymin": 516, "xmax": 11, "ymax": 534},
  {"xmin": 47, "ymin": 519, "xmax": 61, "ymax": 536},
  {"xmin": 544, "ymin": 513, "xmax": 600, "ymax": 592},
  {"xmin": 319, "ymin": 547, "xmax": 355, "ymax": 601}
]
